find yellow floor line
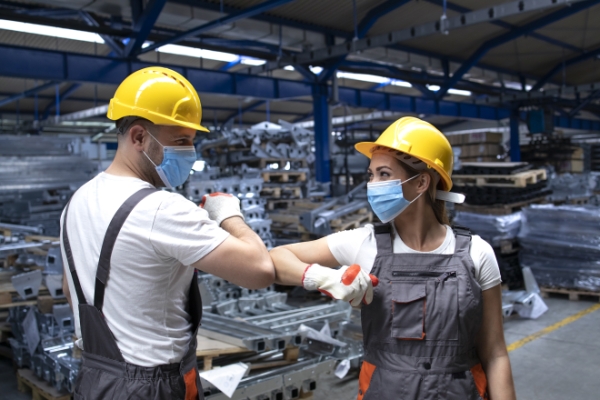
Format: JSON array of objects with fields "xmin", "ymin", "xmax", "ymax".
[{"xmin": 507, "ymin": 303, "xmax": 600, "ymax": 353}]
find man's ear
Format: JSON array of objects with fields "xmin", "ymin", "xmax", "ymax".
[{"xmin": 129, "ymin": 123, "xmax": 147, "ymax": 151}]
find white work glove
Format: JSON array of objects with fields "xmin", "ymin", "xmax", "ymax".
[
  {"xmin": 302, "ymin": 264, "xmax": 379, "ymax": 307},
  {"xmin": 199, "ymin": 193, "xmax": 244, "ymax": 226}
]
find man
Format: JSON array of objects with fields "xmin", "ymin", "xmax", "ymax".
[{"xmin": 59, "ymin": 67, "xmax": 275, "ymax": 399}]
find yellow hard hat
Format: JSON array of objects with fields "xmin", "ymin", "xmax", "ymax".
[
  {"xmin": 355, "ymin": 116, "xmax": 454, "ymax": 190},
  {"xmin": 107, "ymin": 66, "xmax": 209, "ymax": 132}
]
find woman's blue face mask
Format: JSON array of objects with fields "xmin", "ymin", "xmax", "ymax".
[
  {"xmin": 143, "ymin": 130, "xmax": 197, "ymax": 189},
  {"xmin": 367, "ymin": 175, "xmax": 423, "ymax": 223}
]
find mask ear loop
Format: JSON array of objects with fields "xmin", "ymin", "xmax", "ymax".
[{"xmin": 141, "ymin": 129, "xmax": 164, "ymax": 168}]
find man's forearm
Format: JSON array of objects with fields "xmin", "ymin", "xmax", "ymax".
[{"xmin": 221, "ymin": 216, "xmax": 261, "ymax": 244}]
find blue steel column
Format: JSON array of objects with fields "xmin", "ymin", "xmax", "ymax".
[
  {"xmin": 312, "ymin": 83, "xmax": 331, "ymax": 183},
  {"xmin": 510, "ymin": 108, "xmax": 521, "ymax": 162}
]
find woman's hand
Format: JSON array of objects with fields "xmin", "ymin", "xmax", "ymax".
[{"xmin": 303, "ymin": 263, "xmax": 379, "ymax": 306}]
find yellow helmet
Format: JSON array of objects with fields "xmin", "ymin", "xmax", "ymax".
[
  {"xmin": 355, "ymin": 117, "xmax": 454, "ymax": 190},
  {"xmin": 107, "ymin": 66, "xmax": 209, "ymax": 132}
]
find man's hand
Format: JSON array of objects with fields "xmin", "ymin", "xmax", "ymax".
[
  {"xmin": 302, "ymin": 264, "xmax": 379, "ymax": 306},
  {"xmin": 200, "ymin": 193, "xmax": 244, "ymax": 226}
]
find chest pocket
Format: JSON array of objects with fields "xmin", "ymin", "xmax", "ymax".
[{"xmin": 391, "ymin": 272, "xmax": 459, "ymax": 341}]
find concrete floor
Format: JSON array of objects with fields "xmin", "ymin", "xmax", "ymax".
[{"xmin": 1, "ymin": 297, "xmax": 599, "ymax": 400}]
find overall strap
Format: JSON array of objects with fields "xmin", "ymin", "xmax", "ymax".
[
  {"xmin": 94, "ymin": 188, "xmax": 157, "ymax": 311},
  {"xmin": 452, "ymin": 225, "xmax": 472, "ymax": 254},
  {"xmin": 62, "ymin": 201, "xmax": 87, "ymax": 306},
  {"xmin": 374, "ymin": 223, "xmax": 394, "ymax": 255}
]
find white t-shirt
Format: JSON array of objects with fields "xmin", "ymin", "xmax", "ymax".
[
  {"xmin": 327, "ymin": 224, "xmax": 501, "ymax": 291},
  {"xmin": 60, "ymin": 172, "xmax": 229, "ymax": 366}
]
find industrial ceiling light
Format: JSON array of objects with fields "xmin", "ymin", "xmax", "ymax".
[
  {"xmin": 391, "ymin": 80, "xmax": 412, "ymax": 88},
  {"xmin": 337, "ymin": 71, "xmax": 389, "ymax": 84},
  {"xmin": 0, "ymin": 19, "xmax": 104, "ymax": 43},
  {"xmin": 447, "ymin": 88, "xmax": 472, "ymax": 96},
  {"xmin": 153, "ymin": 44, "xmax": 266, "ymax": 65}
]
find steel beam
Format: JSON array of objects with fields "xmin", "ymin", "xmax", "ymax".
[
  {"xmin": 242, "ymin": 0, "xmax": 584, "ymax": 75},
  {"xmin": 510, "ymin": 109, "xmax": 521, "ymax": 162},
  {"xmin": 356, "ymin": 0, "xmax": 412, "ymax": 39},
  {"xmin": 123, "ymin": 0, "xmax": 168, "ymax": 57},
  {"xmin": 475, "ymin": 81, "xmax": 600, "ymax": 104},
  {"xmin": 313, "ymin": 83, "xmax": 331, "ymax": 183},
  {"xmin": 0, "ymin": 81, "xmax": 57, "ymax": 108},
  {"xmin": 569, "ymin": 90, "xmax": 600, "ymax": 117},
  {"xmin": 140, "ymin": 0, "xmax": 294, "ymax": 55},
  {"xmin": 2, "ymin": 43, "xmax": 600, "ymax": 130},
  {"xmin": 171, "ymin": 0, "xmax": 350, "ymax": 38},
  {"xmin": 78, "ymin": 11, "xmax": 123, "ymax": 56},
  {"xmin": 318, "ymin": 0, "xmax": 411, "ymax": 82},
  {"xmin": 423, "ymin": 0, "xmax": 582, "ymax": 54},
  {"xmin": 437, "ymin": 0, "xmax": 600, "ymax": 98},
  {"xmin": 223, "ymin": 100, "xmax": 266, "ymax": 125},
  {"xmin": 531, "ymin": 46, "xmax": 600, "ymax": 91},
  {"xmin": 42, "ymin": 83, "xmax": 81, "ymax": 120}
]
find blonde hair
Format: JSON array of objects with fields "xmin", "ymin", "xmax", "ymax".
[{"xmin": 396, "ymin": 160, "xmax": 449, "ymax": 225}]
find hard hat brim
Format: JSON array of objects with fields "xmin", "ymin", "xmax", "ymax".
[{"xmin": 355, "ymin": 141, "xmax": 452, "ymax": 191}]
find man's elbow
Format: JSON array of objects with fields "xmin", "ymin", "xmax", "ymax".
[{"xmin": 247, "ymin": 257, "xmax": 276, "ymax": 289}]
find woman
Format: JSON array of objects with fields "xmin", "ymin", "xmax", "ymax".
[{"xmin": 270, "ymin": 117, "xmax": 516, "ymax": 400}]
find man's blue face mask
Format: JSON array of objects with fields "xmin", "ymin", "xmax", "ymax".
[
  {"xmin": 367, "ymin": 175, "xmax": 423, "ymax": 223},
  {"xmin": 143, "ymin": 130, "xmax": 197, "ymax": 189}
]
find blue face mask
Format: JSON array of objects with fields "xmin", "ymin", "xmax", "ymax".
[
  {"xmin": 367, "ymin": 175, "xmax": 423, "ymax": 223},
  {"xmin": 143, "ymin": 131, "xmax": 197, "ymax": 189}
]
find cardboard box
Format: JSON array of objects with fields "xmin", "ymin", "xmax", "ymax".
[
  {"xmin": 459, "ymin": 143, "xmax": 503, "ymax": 158},
  {"xmin": 466, "ymin": 132, "xmax": 503, "ymax": 144}
]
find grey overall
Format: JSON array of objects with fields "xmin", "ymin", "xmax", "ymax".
[
  {"xmin": 358, "ymin": 224, "xmax": 488, "ymax": 400},
  {"xmin": 62, "ymin": 188, "xmax": 204, "ymax": 400}
]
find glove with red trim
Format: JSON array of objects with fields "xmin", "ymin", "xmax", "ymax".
[
  {"xmin": 302, "ymin": 264, "xmax": 379, "ymax": 306},
  {"xmin": 199, "ymin": 193, "xmax": 244, "ymax": 226}
]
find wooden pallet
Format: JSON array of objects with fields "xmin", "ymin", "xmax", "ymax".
[
  {"xmin": 453, "ymin": 169, "xmax": 547, "ymax": 188},
  {"xmin": 260, "ymin": 186, "xmax": 303, "ymax": 199},
  {"xmin": 454, "ymin": 195, "xmax": 548, "ymax": 215},
  {"xmin": 497, "ymin": 239, "xmax": 519, "ymax": 255},
  {"xmin": 267, "ymin": 199, "xmax": 322, "ymax": 211},
  {"xmin": 550, "ymin": 196, "xmax": 590, "ymax": 206},
  {"xmin": 196, "ymin": 335, "xmax": 250, "ymax": 371},
  {"xmin": 17, "ymin": 369, "xmax": 71, "ymax": 400},
  {"xmin": 540, "ymin": 287, "xmax": 600, "ymax": 302},
  {"xmin": 261, "ymin": 171, "xmax": 307, "ymax": 183},
  {"xmin": 330, "ymin": 210, "xmax": 373, "ymax": 231},
  {"xmin": 259, "ymin": 158, "xmax": 309, "ymax": 170}
]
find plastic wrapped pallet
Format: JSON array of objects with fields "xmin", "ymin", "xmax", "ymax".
[
  {"xmin": 453, "ymin": 211, "xmax": 521, "ymax": 247},
  {"xmin": 518, "ymin": 204, "xmax": 600, "ymax": 291}
]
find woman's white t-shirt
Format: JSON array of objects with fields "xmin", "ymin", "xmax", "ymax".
[{"xmin": 327, "ymin": 224, "xmax": 501, "ymax": 291}]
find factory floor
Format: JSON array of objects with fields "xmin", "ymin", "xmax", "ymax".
[{"xmin": 1, "ymin": 297, "xmax": 599, "ymax": 400}]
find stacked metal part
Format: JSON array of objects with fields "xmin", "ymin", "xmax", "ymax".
[
  {"xmin": 185, "ymin": 167, "xmax": 274, "ymax": 249},
  {"xmin": 519, "ymin": 204, "xmax": 600, "ymax": 291},
  {"xmin": 8, "ymin": 304, "xmax": 79, "ymax": 393},
  {"xmin": 196, "ymin": 273, "xmax": 359, "ymax": 399},
  {"xmin": 0, "ymin": 136, "xmax": 99, "ymax": 236},
  {"xmin": 1, "ymin": 221, "xmax": 65, "ymax": 299},
  {"xmin": 200, "ymin": 121, "xmax": 313, "ymax": 167}
]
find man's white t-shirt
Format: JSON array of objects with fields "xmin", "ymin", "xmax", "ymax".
[
  {"xmin": 60, "ymin": 172, "xmax": 229, "ymax": 367},
  {"xmin": 327, "ymin": 224, "xmax": 501, "ymax": 291}
]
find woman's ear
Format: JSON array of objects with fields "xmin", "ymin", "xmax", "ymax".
[{"xmin": 415, "ymin": 173, "xmax": 431, "ymax": 194}]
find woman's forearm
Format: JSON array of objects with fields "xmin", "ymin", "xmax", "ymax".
[
  {"xmin": 269, "ymin": 247, "xmax": 310, "ymax": 286},
  {"xmin": 484, "ymin": 353, "xmax": 516, "ymax": 400}
]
